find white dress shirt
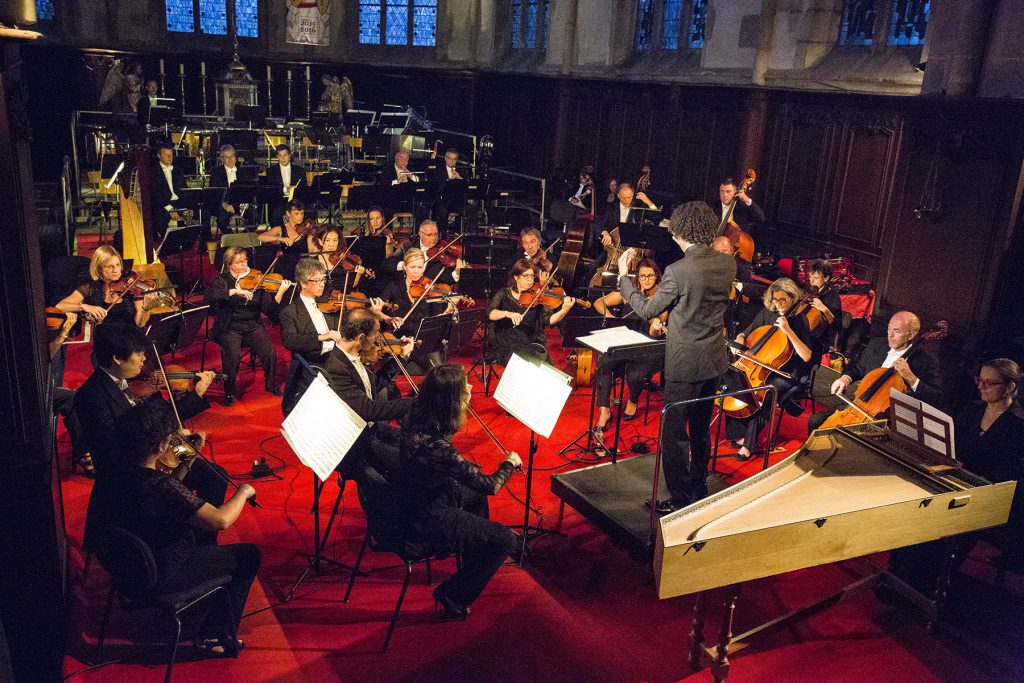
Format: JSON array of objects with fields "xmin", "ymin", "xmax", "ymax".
[
  {"xmin": 447, "ymin": 165, "xmax": 459, "ymax": 179},
  {"xmin": 280, "ymin": 163, "xmax": 292, "ymax": 195},
  {"xmin": 225, "ymin": 165, "xmax": 237, "ymax": 186},
  {"xmin": 618, "ymin": 202, "xmax": 631, "ymax": 223},
  {"xmin": 160, "ymin": 163, "xmax": 178, "ymax": 211},
  {"xmin": 882, "ymin": 345, "xmax": 920, "ymax": 391},
  {"xmin": 300, "ymin": 294, "xmax": 335, "ymax": 355},
  {"xmin": 391, "ymin": 165, "xmax": 419, "ymax": 185},
  {"xmin": 342, "ymin": 348, "xmax": 372, "ymax": 399},
  {"xmin": 103, "ymin": 368, "xmax": 136, "ymax": 407}
]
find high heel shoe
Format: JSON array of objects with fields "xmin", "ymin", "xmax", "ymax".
[
  {"xmin": 73, "ymin": 453, "xmax": 96, "ymax": 479},
  {"xmin": 432, "ymin": 585, "xmax": 469, "ymax": 620}
]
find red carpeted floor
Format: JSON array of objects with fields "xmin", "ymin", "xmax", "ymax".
[{"xmin": 57, "ymin": 317, "xmax": 1024, "ymax": 682}]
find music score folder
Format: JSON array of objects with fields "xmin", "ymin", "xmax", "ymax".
[
  {"xmin": 282, "ymin": 374, "xmax": 366, "ymax": 481},
  {"xmin": 493, "ymin": 354, "xmax": 572, "ymax": 439}
]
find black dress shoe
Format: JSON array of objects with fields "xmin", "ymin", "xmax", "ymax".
[
  {"xmin": 649, "ymin": 498, "xmax": 687, "ymax": 515},
  {"xmin": 223, "ymin": 395, "xmax": 235, "ymax": 407},
  {"xmin": 265, "ymin": 382, "xmax": 283, "ymax": 396},
  {"xmin": 432, "ymin": 585, "xmax": 469, "ymax": 620},
  {"xmin": 621, "ymin": 411, "xmax": 637, "ymax": 423}
]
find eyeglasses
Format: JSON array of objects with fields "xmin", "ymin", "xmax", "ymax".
[
  {"xmin": 421, "ymin": 232, "xmax": 439, "ymax": 238},
  {"xmin": 974, "ymin": 377, "xmax": 1007, "ymax": 389},
  {"xmin": 772, "ymin": 296, "xmax": 791, "ymax": 304},
  {"xmin": 637, "ymin": 274, "xmax": 657, "ymax": 280},
  {"xmin": 307, "ymin": 277, "xmax": 326, "ymax": 284}
]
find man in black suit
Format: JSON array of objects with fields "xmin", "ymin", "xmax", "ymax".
[
  {"xmin": 322, "ymin": 308, "xmax": 415, "ymax": 478},
  {"xmin": 379, "ymin": 150, "xmax": 420, "ymax": 188},
  {"xmin": 149, "ymin": 142, "xmax": 186, "ymax": 237},
  {"xmin": 208, "ymin": 144, "xmax": 252, "ymax": 239},
  {"xmin": 807, "ymin": 310, "xmax": 944, "ymax": 432},
  {"xmin": 717, "ymin": 176, "xmax": 765, "ymax": 240},
  {"xmin": 136, "ymin": 79, "xmax": 158, "ymax": 127},
  {"xmin": 383, "ymin": 219, "xmax": 465, "ymax": 285},
  {"xmin": 616, "ymin": 201, "xmax": 737, "ymax": 513},
  {"xmin": 264, "ymin": 144, "xmax": 305, "ymax": 226},
  {"xmin": 591, "ymin": 181, "xmax": 659, "ymax": 257},
  {"xmin": 430, "ymin": 148, "xmax": 465, "ymax": 226}
]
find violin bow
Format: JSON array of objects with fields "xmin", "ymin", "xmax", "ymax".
[
  {"xmin": 422, "ymin": 233, "xmax": 465, "ymax": 267},
  {"xmin": 399, "ymin": 267, "xmax": 449, "ymax": 328},
  {"xmin": 241, "ymin": 254, "xmax": 281, "ymax": 305},
  {"xmin": 370, "ymin": 214, "xmax": 399, "ymax": 237}
]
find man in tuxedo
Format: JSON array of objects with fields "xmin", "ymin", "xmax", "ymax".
[
  {"xmin": 430, "ymin": 148, "xmax": 465, "ymax": 226},
  {"xmin": 149, "ymin": 142, "xmax": 186, "ymax": 237},
  {"xmin": 279, "ymin": 259, "xmax": 340, "ymax": 414},
  {"xmin": 616, "ymin": 202, "xmax": 736, "ymax": 513},
  {"xmin": 717, "ymin": 177, "xmax": 765, "ymax": 240},
  {"xmin": 591, "ymin": 181, "xmax": 658, "ymax": 258},
  {"xmin": 380, "ymin": 150, "xmax": 420, "ymax": 187},
  {"xmin": 504, "ymin": 228, "xmax": 552, "ymax": 281},
  {"xmin": 265, "ymin": 144, "xmax": 305, "ymax": 226},
  {"xmin": 136, "ymin": 79, "xmax": 159, "ymax": 126},
  {"xmin": 384, "ymin": 219, "xmax": 465, "ymax": 285},
  {"xmin": 807, "ymin": 310, "xmax": 943, "ymax": 432},
  {"xmin": 323, "ymin": 308, "xmax": 415, "ymax": 478},
  {"xmin": 208, "ymin": 144, "xmax": 251, "ymax": 238}
]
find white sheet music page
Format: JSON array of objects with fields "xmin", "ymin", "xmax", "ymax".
[
  {"xmin": 577, "ymin": 326, "xmax": 655, "ymax": 353},
  {"xmin": 282, "ymin": 374, "xmax": 367, "ymax": 481},
  {"xmin": 494, "ymin": 354, "xmax": 572, "ymax": 438}
]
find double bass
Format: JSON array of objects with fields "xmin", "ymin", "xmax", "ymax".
[
  {"xmin": 589, "ymin": 165, "xmax": 654, "ymax": 287},
  {"xmin": 722, "ymin": 168, "xmax": 757, "ymax": 263}
]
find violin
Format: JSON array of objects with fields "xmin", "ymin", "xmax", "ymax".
[
  {"xmin": 46, "ymin": 306, "xmax": 69, "ymax": 332},
  {"xmin": 129, "ymin": 365, "xmax": 226, "ymax": 400},
  {"xmin": 237, "ymin": 269, "xmax": 287, "ymax": 293},
  {"xmin": 425, "ymin": 238, "xmax": 464, "ymax": 269},
  {"xmin": 407, "ymin": 277, "xmax": 475, "ymax": 307},
  {"xmin": 317, "ymin": 289, "xmax": 398, "ymax": 313},
  {"xmin": 720, "ymin": 312, "xmax": 797, "ymax": 419},
  {"xmin": 328, "ymin": 249, "xmax": 375, "ymax": 279},
  {"xmin": 820, "ymin": 321, "xmax": 948, "ymax": 430},
  {"xmin": 155, "ymin": 431, "xmax": 205, "ymax": 476},
  {"xmin": 518, "ymin": 284, "xmax": 591, "ymax": 310}
]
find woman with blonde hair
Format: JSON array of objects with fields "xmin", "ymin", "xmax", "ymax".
[{"xmin": 56, "ymin": 245, "xmax": 157, "ymax": 328}]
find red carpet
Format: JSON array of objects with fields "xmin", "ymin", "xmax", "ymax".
[{"xmin": 57, "ymin": 321, "xmax": 1023, "ymax": 682}]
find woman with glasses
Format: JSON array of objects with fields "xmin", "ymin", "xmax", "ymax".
[
  {"xmin": 590, "ymin": 259, "xmax": 665, "ymax": 442},
  {"xmin": 486, "ymin": 258, "xmax": 575, "ymax": 365},
  {"xmin": 726, "ymin": 277, "xmax": 814, "ymax": 460},
  {"xmin": 56, "ymin": 245, "xmax": 158, "ymax": 328}
]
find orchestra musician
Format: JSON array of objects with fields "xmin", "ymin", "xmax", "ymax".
[
  {"xmin": 381, "ymin": 150, "xmax": 420, "ymax": 186},
  {"xmin": 365, "ymin": 205, "xmax": 387, "ymax": 237},
  {"xmin": 615, "ymin": 202, "xmax": 736, "ymax": 514},
  {"xmin": 568, "ymin": 164, "xmax": 595, "ymax": 212},
  {"xmin": 56, "ymin": 245, "xmax": 157, "ymax": 328},
  {"xmin": 486, "ymin": 258, "xmax": 575, "ymax": 366},
  {"xmin": 592, "ymin": 181, "xmax": 658, "ymax": 258},
  {"xmin": 590, "ymin": 258, "xmax": 665, "ymax": 446},
  {"xmin": 136, "ymin": 79, "xmax": 158, "ymax": 126},
  {"xmin": 258, "ymin": 199, "xmax": 317, "ymax": 280},
  {"xmin": 807, "ymin": 310, "xmax": 943, "ymax": 432},
  {"xmin": 726, "ymin": 278, "xmax": 815, "ymax": 461},
  {"xmin": 149, "ymin": 142, "xmax": 187, "ymax": 237},
  {"xmin": 804, "ymin": 259, "xmax": 844, "ymax": 356},
  {"xmin": 374, "ymin": 363, "xmax": 520, "ymax": 620},
  {"xmin": 384, "ymin": 219, "xmax": 465, "ymax": 286},
  {"xmin": 717, "ymin": 176, "xmax": 765, "ymax": 238},
  {"xmin": 279, "ymin": 258, "xmax": 340, "ymax": 412},
  {"xmin": 205, "ymin": 247, "xmax": 291, "ymax": 406},
  {"xmin": 313, "ymin": 224, "xmax": 368, "ymax": 292},
  {"xmin": 265, "ymin": 144, "xmax": 305, "ymax": 225},
  {"xmin": 379, "ymin": 248, "xmax": 454, "ymax": 373},
  {"xmin": 505, "ymin": 227, "xmax": 553, "ymax": 282},
  {"xmin": 209, "ymin": 144, "xmax": 251, "ymax": 239},
  {"xmin": 886, "ymin": 358, "xmax": 1023, "ymax": 596},
  {"xmin": 88, "ymin": 398, "xmax": 260, "ymax": 659}
]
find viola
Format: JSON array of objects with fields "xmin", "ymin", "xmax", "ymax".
[
  {"xmin": 237, "ymin": 269, "xmax": 287, "ymax": 293},
  {"xmin": 720, "ymin": 312, "xmax": 797, "ymax": 419},
  {"xmin": 518, "ymin": 284, "xmax": 591, "ymax": 310},
  {"xmin": 407, "ymin": 277, "xmax": 475, "ymax": 307},
  {"xmin": 317, "ymin": 290, "xmax": 398, "ymax": 314},
  {"xmin": 328, "ymin": 250, "xmax": 375, "ymax": 278},
  {"xmin": 46, "ymin": 306, "xmax": 69, "ymax": 332},
  {"xmin": 155, "ymin": 431, "xmax": 205, "ymax": 476},
  {"xmin": 425, "ymin": 239, "xmax": 463, "ymax": 269},
  {"xmin": 129, "ymin": 365, "xmax": 226, "ymax": 400},
  {"xmin": 820, "ymin": 321, "xmax": 948, "ymax": 430}
]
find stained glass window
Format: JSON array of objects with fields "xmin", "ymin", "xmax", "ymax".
[
  {"xmin": 635, "ymin": 0, "xmax": 655, "ymax": 51},
  {"xmin": 509, "ymin": 0, "xmax": 547, "ymax": 49},
  {"xmin": 236, "ymin": 0, "xmax": 259, "ymax": 38},
  {"xmin": 385, "ymin": 0, "xmax": 408, "ymax": 45},
  {"xmin": 511, "ymin": 0, "xmax": 522, "ymax": 49},
  {"xmin": 359, "ymin": 0, "xmax": 436, "ymax": 46},
  {"xmin": 166, "ymin": 0, "xmax": 195, "ymax": 33},
  {"xmin": 687, "ymin": 0, "xmax": 706, "ymax": 49},
  {"xmin": 887, "ymin": 0, "xmax": 930, "ymax": 46},
  {"xmin": 199, "ymin": 0, "xmax": 227, "ymax": 35},
  {"xmin": 36, "ymin": 0, "xmax": 54, "ymax": 21},
  {"xmin": 525, "ymin": 0, "xmax": 538, "ymax": 48},
  {"xmin": 359, "ymin": 2, "xmax": 382, "ymax": 44},
  {"xmin": 636, "ymin": 0, "xmax": 704, "ymax": 52},
  {"xmin": 660, "ymin": 0, "xmax": 682, "ymax": 50},
  {"xmin": 839, "ymin": 0, "xmax": 878, "ymax": 46},
  {"xmin": 412, "ymin": 0, "xmax": 437, "ymax": 46}
]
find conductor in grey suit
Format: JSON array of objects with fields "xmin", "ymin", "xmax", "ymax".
[{"xmin": 617, "ymin": 202, "xmax": 736, "ymax": 514}]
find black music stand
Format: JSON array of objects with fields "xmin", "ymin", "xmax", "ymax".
[
  {"xmin": 447, "ymin": 307, "xmax": 485, "ymax": 354},
  {"xmin": 233, "ymin": 104, "xmax": 267, "ymax": 129},
  {"xmin": 155, "ymin": 223, "xmax": 202, "ymax": 294},
  {"xmin": 411, "ymin": 312, "xmax": 451, "ymax": 372},
  {"xmin": 223, "ymin": 183, "xmax": 260, "ymax": 232},
  {"xmin": 617, "ymin": 220, "xmax": 674, "ymax": 253},
  {"xmin": 345, "ymin": 184, "xmax": 376, "ymax": 213}
]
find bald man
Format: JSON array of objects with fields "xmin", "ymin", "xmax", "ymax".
[{"xmin": 807, "ymin": 310, "xmax": 943, "ymax": 432}]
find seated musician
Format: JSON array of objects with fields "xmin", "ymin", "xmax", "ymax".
[
  {"xmin": 568, "ymin": 164, "xmax": 595, "ymax": 211},
  {"xmin": 379, "ymin": 248, "xmax": 455, "ymax": 373},
  {"xmin": 807, "ymin": 310, "xmax": 943, "ymax": 432},
  {"xmin": 149, "ymin": 142, "xmax": 187, "ymax": 237},
  {"xmin": 265, "ymin": 144, "xmax": 305, "ymax": 226},
  {"xmin": 591, "ymin": 181, "xmax": 658, "ymax": 258},
  {"xmin": 505, "ymin": 227, "xmax": 553, "ymax": 283},
  {"xmin": 430, "ymin": 148, "xmax": 464, "ymax": 226},
  {"xmin": 136, "ymin": 79, "xmax": 158, "ymax": 126},
  {"xmin": 381, "ymin": 150, "xmax": 420, "ymax": 186},
  {"xmin": 366, "ymin": 205, "xmax": 387, "ymax": 236},
  {"xmin": 717, "ymin": 176, "xmax": 765, "ymax": 237},
  {"xmin": 374, "ymin": 363, "xmax": 520, "ymax": 620},
  {"xmin": 805, "ymin": 259, "xmax": 844, "ymax": 357},
  {"xmin": 590, "ymin": 259, "xmax": 665, "ymax": 444},
  {"xmin": 886, "ymin": 358, "xmax": 1024, "ymax": 595},
  {"xmin": 88, "ymin": 398, "xmax": 260, "ymax": 659},
  {"xmin": 726, "ymin": 278, "xmax": 815, "ymax": 461},
  {"xmin": 205, "ymin": 247, "xmax": 291, "ymax": 406},
  {"xmin": 711, "ymin": 236, "xmax": 752, "ymax": 284},
  {"xmin": 209, "ymin": 144, "xmax": 251, "ymax": 239},
  {"xmin": 486, "ymin": 258, "xmax": 574, "ymax": 365},
  {"xmin": 56, "ymin": 245, "xmax": 157, "ymax": 328},
  {"xmin": 258, "ymin": 199, "xmax": 317, "ymax": 280},
  {"xmin": 313, "ymin": 224, "xmax": 368, "ymax": 292},
  {"xmin": 385, "ymin": 219, "xmax": 465, "ymax": 286}
]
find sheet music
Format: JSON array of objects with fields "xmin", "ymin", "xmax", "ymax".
[
  {"xmin": 281, "ymin": 374, "xmax": 366, "ymax": 481},
  {"xmin": 577, "ymin": 326, "xmax": 657, "ymax": 353},
  {"xmin": 494, "ymin": 354, "xmax": 572, "ymax": 438},
  {"xmin": 889, "ymin": 388, "xmax": 956, "ymax": 460}
]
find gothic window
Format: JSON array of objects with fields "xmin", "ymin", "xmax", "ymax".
[
  {"xmin": 887, "ymin": 0, "xmax": 929, "ymax": 46},
  {"xmin": 199, "ymin": 0, "xmax": 227, "ymax": 35},
  {"xmin": 635, "ymin": 0, "xmax": 706, "ymax": 52},
  {"xmin": 236, "ymin": 0, "xmax": 259, "ymax": 38},
  {"xmin": 838, "ymin": 0, "xmax": 878, "ymax": 45},
  {"xmin": 359, "ymin": 0, "xmax": 437, "ymax": 46},
  {"xmin": 165, "ymin": 0, "xmax": 259, "ymax": 37},
  {"xmin": 510, "ymin": 0, "xmax": 550, "ymax": 50},
  {"xmin": 36, "ymin": 0, "xmax": 54, "ymax": 21},
  {"xmin": 166, "ymin": 0, "xmax": 196, "ymax": 33}
]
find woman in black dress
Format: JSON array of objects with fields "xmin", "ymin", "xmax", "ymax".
[
  {"xmin": 726, "ymin": 277, "xmax": 815, "ymax": 460},
  {"xmin": 805, "ymin": 259, "xmax": 844, "ymax": 357},
  {"xmin": 486, "ymin": 258, "xmax": 575, "ymax": 365},
  {"xmin": 89, "ymin": 398, "xmax": 260, "ymax": 657},
  {"xmin": 378, "ymin": 248, "xmax": 454, "ymax": 373},
  {"xmin": 257, "ymin": 199, "xmax": 317, "ymax": 280},
  {"xmin": 388, "ymin": 363, "xmax": 521, "ymax": 619},
  {"xmin": 56, "ymin": 245, "xmax": 155, "ymax": 328}
]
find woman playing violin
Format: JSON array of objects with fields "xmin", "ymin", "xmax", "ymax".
[
  {"xmin": 726, "ymin": 277, "xmax": 814, "ymax": 460},
  {"xmin": 56, "ymin": 245, "xmax": 158, "ymax": 328},
  {"xmin": 379, "ymin": 248, "xmax": 453, "ymax": 372},
  {"xmin": 258, "ymin": 199, "xmax": 316, "ymax": 279},
  {"xmin": 486, "ymin": 258, "xmax": 574, "ymax": 365},
  {"xmin": 314, "ymin": 224, "xmax": 369, "ymax": 292},
  {"xmin": 205, "ymin": 247, "xmax": 292, "ymax": 406},
  {"xmin": 591, "ymin": 259, "xmax": 665, "ymax": 437}
]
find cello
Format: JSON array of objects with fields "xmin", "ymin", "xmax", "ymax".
[
  {"xmin": 723, "ymin": 169, "xmax": 757, "ymax": 263},
  {"xmin": 720, "ymin": 313, "xmax": 799, "ymax": 420},
  {"xmin": 820, "ymin": 321, "xmax": 948, "ymax": 429}
]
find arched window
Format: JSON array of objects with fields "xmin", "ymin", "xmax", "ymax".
[
  {"xmin": 510, "ymin": 0, "xmax": 550, "ymax": 50},
  {"xmin": 635, "ymin": 0, "xmax": 706, "ymax": 52},
  {"xmin": 36, "ymin": 0, "xmax": 55, "ymax": 21},
  {"xmin": 358, "ymin": 1, "xmax": 438, "ymax": 46}
]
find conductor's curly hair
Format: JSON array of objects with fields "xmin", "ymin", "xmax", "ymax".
[{"xmin": 668, "ymin": 201, "xmax": 720, "ymax": 246}]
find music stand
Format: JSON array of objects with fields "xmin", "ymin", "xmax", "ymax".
[
  {"xmin": 233, "ymin": 104, "xmax": 268, "ymax": 129},
  {"xmin": 494, "ymin": 354, "xmax": 572, "ymax": 565},
  {"xmin": 617, "ymin": 220, "xmax": 674, "ymax": 254},
  {"xmin": 344, "ymin": 184, "xmax": 376, "ymax": 213},
  {"xmin": 351, "ymin": 235, "xmax": 387, "ymax": 273},
  {"xmin": 155, "ymin": 223, "xmax": 202, "ymax": 295},
  {"xmin": 411, "ymin": 312, "xmax": 452, "ymax": 372},
  {"xmin": 447, "ymin": 307, "xmax": 485, "ymax": 353}
]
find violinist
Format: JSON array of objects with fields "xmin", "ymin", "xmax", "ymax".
[
  {"xmin": 205, "ymin": 247, "xmax": 291, "ymax": 406},
  {"xmin": 87, "ymin": 398, "xmax": 260, "ymax": 659},
  {"xmin": 726, "ymin": 278, "xmax": 814, "ymax": 461},
  {"xmin": 615, "ymin": 202, "xmax": 735, "ymax": 513},
  {"xmin": 374, "ymin": 364, "xmax": 520, "ymax": 619},
  {"xmin": 385, "ymin": 219, "xmax": 464, "ymax": 285},
  {"xmin": 486, "ymin": 258, "xmax": 575, "ymax": 365},
  {"xmin": 591, "ymin": 259, "xmax": 665, "ymax": 440},
  {"xmin": 365, "ymin": 205, "xmax": 387, "ymax": 237},
  {"xmin": 259, "ymin": 199, "xmax": 316, "ymax": 280},
  {"xmin": 803, "ymin": 259, "xmax": 844, "ymax": 355},
  {"xmin": 505, "ymin": 228, "xmax": 553, "ymax": 282},
  {"xmin": 313, "ymin": 224, "xmax": 368, "ymax": 292},
  {"xmin": 379, "ymin": 248, "xmax": 453, "ymax": 372},
  {"xmin": 807, "ymin": 310, "xmax": 943, "ymax": 432},
  {"xmin": 717, "ymin": 176, "xmax": 765, "ymax": 237},
  {"xmin": 56, "ymin": 245, "xmax": 157, "ymax": 328},
  {"xmin": 279, "ymin": 259, "xmax": 340, "ymax": 409}
]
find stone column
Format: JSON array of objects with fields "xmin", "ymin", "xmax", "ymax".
[{"xmin": 921, "ymin": 0, "xmax": 998, "ymax": 97}]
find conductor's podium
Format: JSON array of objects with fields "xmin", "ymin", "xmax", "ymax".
[{"xmin": 654, "ymin": 420, "xmax": 1016, "ymax": 681}]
